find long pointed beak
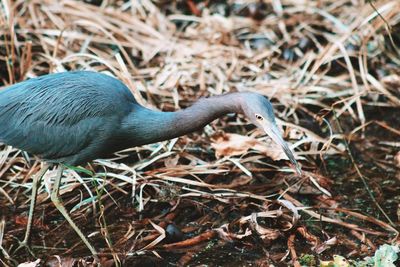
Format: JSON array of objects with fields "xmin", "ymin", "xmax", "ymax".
[{"xmin": 262, "ymin": 122, "xmax": 302, "ymax": 175}]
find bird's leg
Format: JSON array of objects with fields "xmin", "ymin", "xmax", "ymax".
[
  {"xmin": 15, "ymin": 163, "xmax": 51, "ymax": 255},
  {"xmin": 50, "ymin": 165, "xmax": 99, "ymax": 261}
]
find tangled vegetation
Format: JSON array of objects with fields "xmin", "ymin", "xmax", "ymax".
[{"xmin": 0, "ymin": 0, "xmax": 399, "ymax": 266}]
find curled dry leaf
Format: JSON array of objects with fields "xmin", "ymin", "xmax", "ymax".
[
  {"xmin": 215, "ymin": 224, "xmax": 252, "ymax": 241},
  {"xmin": 278, "ymin": 199, "xmax": 301, "ymax": 222},
  {"xmin": 211, "ymin": 132, "xmax": 288, "ymax": 160},
  {"xmin": 164, "ymin": 154, "xmax": 180, "ymax": 168},
  {"xmin": 313, "ymin": 237, "xmax": 338, "ymax": 254},
  {"xmin": 250, "ymin": 213, "xmax": 281, "ymax": 241},
  {"xmin": 296, "ymin": 226, "xmax": 320, "ymax": 248}
]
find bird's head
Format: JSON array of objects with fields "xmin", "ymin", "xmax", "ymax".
[{"xmin": 239, "ymin": 92, "xmax": 302, "ymax": 175}]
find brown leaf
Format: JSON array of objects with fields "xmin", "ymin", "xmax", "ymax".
[
  {"xmin": 15, "ymin": 216, "xmax": 49, "ymax": 230},
  {"xmin": 211, "ymin": 133, "xmax": 287, "ymax": 160},
  {"xmin": 164, "ymin": 154, "xmax": 180, "ymax": 168}
]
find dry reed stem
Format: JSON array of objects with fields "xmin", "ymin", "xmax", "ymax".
[{"xmin": 0, "ymin": 0, "xmax": 399, "ymax": 265}]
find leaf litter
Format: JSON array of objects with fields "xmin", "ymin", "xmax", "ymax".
[{"xmin": 0, "ymin": 0, "xmax": 399, "ymax": 266}]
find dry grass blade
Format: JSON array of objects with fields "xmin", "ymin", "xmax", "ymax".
[{"xmin": 0, "ymin": 0, "xmax": 399, "ymax": 265}]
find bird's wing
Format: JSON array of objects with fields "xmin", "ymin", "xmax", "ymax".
[{"xmin": 0, "ymin": 72, "xmax": 135, "ymax": 163}]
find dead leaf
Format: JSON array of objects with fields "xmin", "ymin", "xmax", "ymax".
[
  {"xmin": 15, "ymin": 216, "xmax": 49, "ymax": 230},
  {"xmin": 164, "ymin": 154, "xmax": 180, "ymax": 168},
  {"xmin": 313, "ymin": 237, "xmax": 338, "ymax": 254},
  {"xmin": 250, "ymin": 213, "xmax": 281, "ymax": 241},
  {"xmin": 211, "ymin": 133, "xmax": 287, "ymax": 160}
]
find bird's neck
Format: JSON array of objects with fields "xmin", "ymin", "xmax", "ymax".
[{"xmin": 122, "ymin": 93, "xmax": 244, "ymax": 146}]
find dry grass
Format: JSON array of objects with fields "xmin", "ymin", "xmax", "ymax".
[{"xmin": 0, "ymin": 0, "xmax": 399, "ymax": 266}]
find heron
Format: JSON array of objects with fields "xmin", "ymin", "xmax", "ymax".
[{"xmin": 0, "ymin": 71, "xmax": 301, "ymax": 258}]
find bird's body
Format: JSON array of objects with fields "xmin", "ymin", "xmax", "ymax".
[
  {"xmin": 0, "ymin": 71, "xmax": 300, "ymax": 258},
  {"xmin": 0, "ymin": 71, "xmax": 136, "ymax": 164},
  {"xmin": 0, "ymin": 71, "xmax": 253, "ymax": 165}
]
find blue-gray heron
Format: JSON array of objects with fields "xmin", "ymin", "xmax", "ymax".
[{"xmin": 0, "ymin": 71, "xmax": 301, "ymax": 258}]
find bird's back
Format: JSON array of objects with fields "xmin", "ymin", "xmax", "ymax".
[{"xmin": 0, "ymin": 71, "xmax": 137, "ymax": 164}]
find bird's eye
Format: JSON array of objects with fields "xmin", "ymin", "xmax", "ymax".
[{"xmin": 255, "ymin": 114, "xmax": 263, "ymax": 120}]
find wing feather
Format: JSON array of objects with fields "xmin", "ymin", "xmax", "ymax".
[{"xmin": 0, "ymin": 71, "xmax": 135, "ymax": 163}]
